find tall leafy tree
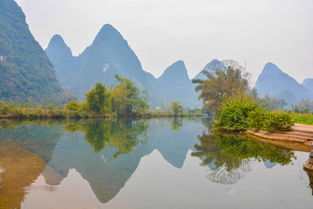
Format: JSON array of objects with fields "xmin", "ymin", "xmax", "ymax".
[
  {"xmin": 192, "ymin": 60, "xmax": 250, "ymax": 115},
  {"xmin": 111, "ymin": 75, "xmax": 149, "ymax": 116},
  {"xmin": 171, "ymin": 101, "xmax": 183, "ymax": 116},
  {"xmin": 85, "ymin": 82, "xmax": 112, "ymax": 113}
]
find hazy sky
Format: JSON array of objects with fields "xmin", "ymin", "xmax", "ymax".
[{"xmin": 16, "ymin": 0, "xmax": 313, "ymax": 83}]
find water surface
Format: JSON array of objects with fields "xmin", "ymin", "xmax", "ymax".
[{"xmin": 0, "ymin": 119, "xmax": 312, "ymax": 209}]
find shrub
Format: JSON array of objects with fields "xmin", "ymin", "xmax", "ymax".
[
  {"xmin": 262, "ymin": 111, "xmax": 293, "ymax": 132},
  {"xmin": 215, "ymin": 97, "xmax": 259, "ymax": 131},
  {"xmin": 247, "ymin": 107, "xmax": 269, "ymax": 131},
  {"xmin": 215, "ymin": 96, "xmax": 294, "ymax": 132},
  {"xmin": 64, "ymin": 101, "xmax": 82, "ymax": 111}
]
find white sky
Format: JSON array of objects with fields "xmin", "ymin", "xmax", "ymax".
[{"xmin": 16, "ymin": 0, "xmax": 313, "ymax": 83}]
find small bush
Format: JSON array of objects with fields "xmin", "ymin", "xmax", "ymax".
[
  {"xmin": 215, "ymin": 97, "xmax": 259, "ymax": 131},
  {"xmin": 262, "ymin": 111, "xmax": 293, "ymax": 132},
  {"xmin": 215, "ymin": 96, "xmax": 294, "ymax": 132},
  {"xmin": 247, "ymin": 107, "xmax": 269, "ymax": 131}
]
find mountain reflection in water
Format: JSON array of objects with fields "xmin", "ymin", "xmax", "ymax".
[{"xmin": 0, "ymin": 118, "xmax": 312, "ymax": 209}]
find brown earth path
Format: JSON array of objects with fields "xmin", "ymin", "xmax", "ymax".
[{"xmin": 246, "ymin": 123, "xmax": 313, "ymax": 149}]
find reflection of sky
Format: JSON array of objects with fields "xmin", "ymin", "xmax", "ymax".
[
  {"xmin": 207, "ymin": 158, "xmax": 217, "ymax": 170},
  {"xmin": 21, "ymin": 151, "xmax": 313, "ymax": 209},
  {"xmin": 263, "ymin": 160, "xmax": 277, "ymax": 169}
]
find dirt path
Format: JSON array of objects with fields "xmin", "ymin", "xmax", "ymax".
[{"xmin": 246, "ymin": 123, "xmax": 313, "ymax": 147}]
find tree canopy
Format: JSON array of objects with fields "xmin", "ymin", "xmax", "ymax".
[
  {"xmin": 192, "ymin": 60, "xmax": 250, "ymax": 115},
  {"xmin": 111, "ymin": 75, "xmax": 149, "ymax": 116},
  {"xmin": 85, "ymin": 82, "xmax": 112, "ymax": 113}
]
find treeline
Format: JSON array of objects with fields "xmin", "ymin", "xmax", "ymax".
[
  {"xmin": 64, "ymin": 75, "xmax": 149, "ymax": 117},
  {"xmin": 0, "ymin": 75, "xmax": 205, "ymax": 119},
  {"xmin": 0, "ymin": 75, "xmax": 148, "ymax": 119},
  {"xmin": 193, "ymin": 60, "xmax": 294, "ymax": 132}
]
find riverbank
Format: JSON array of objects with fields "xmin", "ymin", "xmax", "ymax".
[
  {"xmin": 246, "ymin": 123, "xmax": 313, "ymax": 147},
  {"xmin": 292, "ymin": 113, "xmax": 313, "ymax": 125},
  {"xmin": 0, "ymin": 107, "xmax": 207, "ymax": 120}
]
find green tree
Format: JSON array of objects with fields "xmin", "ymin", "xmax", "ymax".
[
  {"xmin": 192, "ymin": 60, "xmax": 250, "ymax": 115},
  {"xmin": 171, "ymin": 101, "xmax": 183, "ymax": 116},
  {"xmin": 111, "ymin": 75, "xmax": 149, "ymax": 116},
  {"xmin": 64, "ymin": 101, "xmax": 82, "ymax": 111},
  {"xmin": 85, "ymin": 83, "xmax": 112, "ymax": 113}
]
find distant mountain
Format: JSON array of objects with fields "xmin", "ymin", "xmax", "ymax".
[
  {"xmin": 0, "ymin": 0, "xmax": 64, "ymax": 103},
  {"xmin": 46, "ymin": 35, "xmax": 73, "ymax": 77},
  {"xmin": 155, "ymin": 61, "xmax": 199, "ymax": 107},
  {"xmin": 46, "ymin": 24, "xmax": 157, "ymax": 100},
  {"xmin": 303, "ymin": 78, "xmax": 313, "ymax": 94},
  {"xmin": 46, "ymin": 24, "xmax": 201, "ymax": 107},
  {"xmin": 255, "ymin": 62, "xmax": 313, "ymax": 104},
  {"xmin": 193, "ymin": 59, "xmax": 225, "ymax": 80}
]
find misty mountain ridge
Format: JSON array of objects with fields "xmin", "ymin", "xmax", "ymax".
[
  {"xmin": 193, "ymin": 59, "xmax": 226, "ymax": 80},
  {"xmin": 46, "ymin": 24, "xmax": 203, "ymax": 107},
  {"xmin": 255, "ymin": 62, "xmax": 313, "ymax": 104},
  {"xmin": 303, "ymin": 78, "xmax": 313, "ymax": 94},
  {"xmin": 45, "ymin": 23, "xmax": 313, "ymax": 108}
]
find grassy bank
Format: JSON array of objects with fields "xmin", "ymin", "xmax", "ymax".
[
  {"xmin": 0, "ymin": 103, "xmax": 115, "ymax": 119},
  {"xmin": 0, "ymin": 102, "xmax": 206, "ymax": 120},
  {"xmin": 292, "ymin": 113, "xmax": 313, "ymax": 125}
]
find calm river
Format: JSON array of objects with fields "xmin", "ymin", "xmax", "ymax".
[{"xmin": 0, "ymin": 118, "xmax": 312, "ymax": 209}]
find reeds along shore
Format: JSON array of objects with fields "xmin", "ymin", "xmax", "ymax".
[{"xmin": 0, "ymin": 104, "xmax": 206, "ymax": 119}]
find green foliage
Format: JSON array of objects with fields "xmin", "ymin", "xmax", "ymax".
[
  {"xmin": 292, "ymin": 113, "xmax": 313, "ymax": 125},
  {"xmin": 193, "ymin": 60, "xmax": 250, "ymax": 115},
  {"xmin": 170, "ymin": 101, "xmax": 183, "ymax": 116},
  {"xmin": 192, "ymin": 132, "xmax": 295, "ymax": 184},
  {"xmin": 85, "ymin": 83, "xmax": 112, "ymax": 114},
  {"xmin": 0, "ymin": 0, "xmax": 66, "ymax": 103},
  {"xmin": 64, "ymin": 101, "xmax": 82, "ymax": 111},
  {"xmin": 64, "ymin": 120, "xmax": 148, "ymax": 157},
  {"xmin": 247, "ymin": 107, "xmax": 269, "ymax": 131},
  {"xmin": 215, "ymin": 97, "xmax": 260, "ymax": 131},
  {"xmin": 262, "ymin": 111, "xmax": 293, "ymax": 132},
  {"xmin": 111, "ymin": 75, "xmax": 149, "ymax": 116},
  {"xmin": 215, "ymin": 96, "xmax": 293, "ymax": 132}
]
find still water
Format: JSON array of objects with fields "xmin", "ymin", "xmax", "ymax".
[{"xmin": 0, "ymin": 118, "xmax": 312, "ymax": 209}]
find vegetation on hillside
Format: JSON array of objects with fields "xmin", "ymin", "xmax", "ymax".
[{"xmin": 0, "ymin": 0, "xmax": 67, "ymax": 103}]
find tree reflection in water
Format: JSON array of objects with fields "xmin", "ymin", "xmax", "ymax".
[
  {"xmin": 64, "ymin": 120, "xmax": 149, "ymax": 158},
  {"xmin": 192, "ymin": 132, "xmax": 296, "ymax": 184},
  {"xmin": 171, "ymin": 117, "xmax": 183, "ymax": 131}
]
